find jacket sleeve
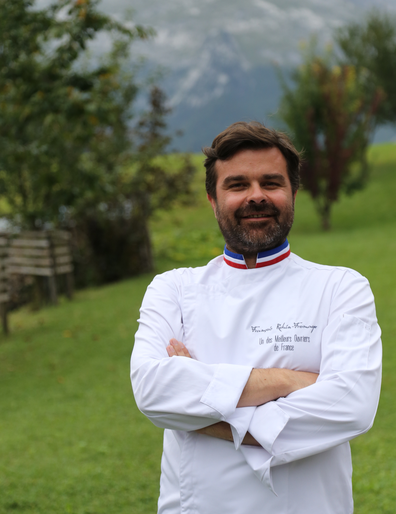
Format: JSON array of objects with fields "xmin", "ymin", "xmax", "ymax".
[
  {"xmin": 131, "ymin": 271, "xmax": 254, "ymax": 432},
  {"xmin": 240, "ymin": 271, "xmax": 382, "ymax": 491}
]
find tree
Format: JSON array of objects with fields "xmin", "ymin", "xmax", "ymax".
[
  {"xmin": 278, "ymin": 46, "xmax": 383, "ymax": 230},
  {"xmin": 0, "ymin": 0, "xmax": 151, "ymax": 228},
  {"xmin": 0, "ymin": 0, "xmax": 196, "ymax": 283},
  {"xmin": 336, "ymin": 11, "xmax": 396, "ymax": 125},
  {"xmin": 72, "ymin": 86, "xmax": 196, "ymax": 284}
]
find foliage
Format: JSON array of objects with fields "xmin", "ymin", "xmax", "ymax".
[
  {"xmin": 0, "ymin": 0, "xmax": 151, "ymax": 229},
  {"xmin": 278, "ymin": 45, "xmax": 383, "ymax": 230},
  {"xmin": 0, "ymin": 0, "xmax": 196, "ymax": 283},
  {"xmin": 336, "ymin": 10, "xmax": 396, "ymax": 125},
  {"xmin": 71, "ymin": 86, "xmax": 197, "ymax": 284}
]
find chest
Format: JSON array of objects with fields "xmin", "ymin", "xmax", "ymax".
[{"xmin": 181, "ymin": 277, "xmax": 329, "ymax": 372}]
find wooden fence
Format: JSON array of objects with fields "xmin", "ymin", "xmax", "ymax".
[
  {"xmin": 0, "ymin": 235, "xmax": 9, "ymax": 333},
  {"xmin": 0, "ymin": 230, "xmax": 74, "ymax": 334}
]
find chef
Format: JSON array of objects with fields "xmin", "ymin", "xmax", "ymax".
[{"xmin": 131, "ymin": 121, "xmax": 382, "ymax": 514}]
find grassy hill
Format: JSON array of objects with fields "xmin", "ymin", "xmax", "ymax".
[{"xmin": 0, "ymin": 143, "xmax": 395, "ymax": 513}]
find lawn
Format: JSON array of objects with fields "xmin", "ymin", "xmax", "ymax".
[{"xmin": 0, "ymin": 143, "xmax": 395, "ymax": 513}]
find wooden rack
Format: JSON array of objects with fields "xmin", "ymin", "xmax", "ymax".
[
  {"xmin": 0, "ymin": 235, "xmax": 9, "ymax": 334},
  {"xmin": 0, "ymin": 230, "xmax": 74, "ymax": 335}
]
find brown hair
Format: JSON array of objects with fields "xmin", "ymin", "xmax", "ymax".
[{"xmin": 203, "ymin": 121, "xmax": 301, "ymax": 199}]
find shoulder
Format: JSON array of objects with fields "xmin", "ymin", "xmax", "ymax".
[
  {"xmin": 288, "ymin": 253, "xmax": 376, "ymax": 317},
  {"xmin": 148, "ymin": 256, "xmax": 223, "ymax": 291},
  {"xmin": 289, "ymin": 252, "xmax": 369, "ymax": 282}
]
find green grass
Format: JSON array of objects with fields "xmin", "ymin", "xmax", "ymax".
[
  {"xmin": 1, "ymin": 143, "xmax": 396, "ymax": 513},
  {"xmin": 0, "ymin": 276, "xmax": 162, "ymax": 514}
]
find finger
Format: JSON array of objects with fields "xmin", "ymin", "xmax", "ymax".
[
  {"xmin": 169, "ymin": 338, "xmax": 183, "ymax": 347},
  {"xmin": 169, "ymin": 339, "xmax": 184, "ymax": 354},
  {"xmin": 169, "ymin": 338, "xmax": 192, "ymax": 358},
  {"xmin": 167, "ymin": 345, "xmax": 176, "ymax": 357},
  {"xmin": 168, "ymin": 339, "xmax": 184, "ymax": 357},
  {"xmin": 181, "ymin": 346, "xmax": 192, "ymax": 358}
]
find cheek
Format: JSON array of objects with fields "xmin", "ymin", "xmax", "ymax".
[
  {"xmin": 222, "ymin": 193, "xmax": 246, "ymax": 211},
  {"xmin": 209, "ymin": 193, "xmax": 237, "ymax": 220},
  {"xmin": 271, "ymin": 191, "xmax": 294, "ymax": 208}
]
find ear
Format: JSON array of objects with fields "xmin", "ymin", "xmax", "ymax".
[
  {"xmin": 207, "ymin": 193, "xmax": 217, "ymax": 219},
  {"xmin": 293, "ymin": 190, "xmax": 298, "ymax": 203}
]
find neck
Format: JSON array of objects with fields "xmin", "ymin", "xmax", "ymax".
[{"xmin": 244, "ymin": 255, "xmax": 258, "ymax": 269}]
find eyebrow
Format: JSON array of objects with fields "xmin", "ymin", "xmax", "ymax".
[{"xmin": 221, "ymin": 173, "xmax": 287, "ymax": 187}]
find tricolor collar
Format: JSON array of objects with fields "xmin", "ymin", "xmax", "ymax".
[{"xmin": 223, "ymin": 239, "xmax": 290, "ymax": 269}]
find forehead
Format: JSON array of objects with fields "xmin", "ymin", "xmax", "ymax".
[
  {"xmin": 215, "ymin": 147, "xmax": 288, "ymax": 181},
  {"xmin": 216, "ymin": 148, "xmax": 287, "ymax": 178}
]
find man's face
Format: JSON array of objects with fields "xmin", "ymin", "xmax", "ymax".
[{"xmin": 208, "ymin": 147, "xmax": 296, "ymax": 257}]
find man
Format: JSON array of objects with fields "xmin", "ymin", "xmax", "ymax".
[{"xmin": 131, "ymin": 122, "xmax": 381, "ymax": 514}]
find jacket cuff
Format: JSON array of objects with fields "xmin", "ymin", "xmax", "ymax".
[
  {"xmin": 239, "ymin": 445, "xmax": 276, "ymax": 493},
  {"xmin": 238, "ymin": 402, "xmax": 289, "ymax": 495},
  {"xmin": 227, "ymin": 406, "xmax": 256, "ymax": 449},
  {"xmin": 200, "ymin": 364, "xmax": 252, "ymax": 420},
  {"xmin": 249, "ymin": 401, "xmax": 289, "ymax": 455}
]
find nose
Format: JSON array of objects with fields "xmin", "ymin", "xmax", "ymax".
[{"xmin": 247, "ymin": 183, "xmax": 266, "ymax": 204}]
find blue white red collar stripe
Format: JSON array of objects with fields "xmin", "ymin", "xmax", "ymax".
[{"xmin": 223, "ymin": 240, "xmax": 290, "ymax": 269}]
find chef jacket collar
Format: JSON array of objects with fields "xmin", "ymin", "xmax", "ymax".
[{"xmin": 223, "ymin": 239, "xmax": 290, "ymax": 269}]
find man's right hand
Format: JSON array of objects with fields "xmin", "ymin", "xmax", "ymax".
[{"xmin": 167, "ymin": 338, "xmax": 192, "ymax": 358}]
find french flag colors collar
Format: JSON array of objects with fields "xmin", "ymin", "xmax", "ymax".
[{"xmin": 223, "ymin": 239, "xmax": 290, "ymax": 269}]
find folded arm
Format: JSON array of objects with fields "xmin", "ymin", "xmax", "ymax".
[
  {"xmin": 238, "ymin": 274, "xmax": 382, "ymax": 490},
  {"xmin": 164, "ymin": 272, "xmax": 381, "ymax": 464},
  {"xmin": 132, "ymin": 269, "xmax": 381, "ymax": 466},
  {"xmin": 131, "ymin": 273, "xmax": 254, "ymax": 432},
  {"xmin": 167, "ymin": 338, "xmax": 318, "ymax": 445},
  {"xmin": 132, "ymin": 273, "xmax": 317, "ymax": 437}
]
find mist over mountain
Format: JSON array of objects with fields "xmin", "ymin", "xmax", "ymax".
[
  {"xmin": 161, "ymin": 31, "xmax": 283, "ymax": 150},
  {"xmin": 38, "ymin": 0, "xmax": 396, "ymax": 150}
]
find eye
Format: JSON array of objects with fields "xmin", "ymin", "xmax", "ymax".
[
  {"xmin": 263, "ymin": 181, "xmax": 280, "ymax": 188},
  {"xmin": 228, "ymin": 182, "xmax": 246, "ymax": 190}
]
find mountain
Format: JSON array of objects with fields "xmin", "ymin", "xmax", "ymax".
[
  {"xmin": 164, "ymin": 31, "xmax": 284, "ymax": 151},
  {"xmin": 38, "ymin": 0, "xmax": 396, "ymax": 150}
]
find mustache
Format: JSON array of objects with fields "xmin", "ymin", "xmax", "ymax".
[{"xmin": 235, "ymin": 203, "xmax": 280, "ymax": 219}]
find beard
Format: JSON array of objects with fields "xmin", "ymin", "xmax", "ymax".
[{"xmin": 215, "ymin": 200, "xmax": 294, "ymax": 256}]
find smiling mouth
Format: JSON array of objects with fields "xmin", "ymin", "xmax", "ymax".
[
  {"xmin": 236, "ymin": 204, "xmax": 280, "ymax": 221},
  {"xmin": 242, "ymin": 214, "xmax": 274, "ymax": 219}
]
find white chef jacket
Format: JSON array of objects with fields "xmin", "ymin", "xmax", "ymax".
[{"xmin": 131, "ymin": 241, "xmax": 382, "ymax": 514}]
